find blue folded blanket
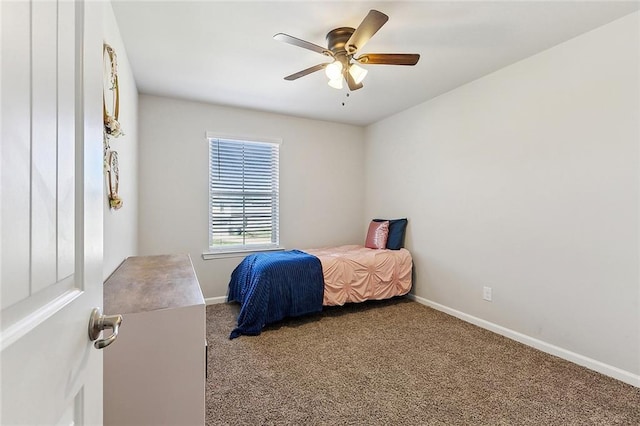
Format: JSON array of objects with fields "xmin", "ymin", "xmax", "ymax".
[{"xmin": 227, "ymin": 250, "xmax": 324, "ymax": 339}]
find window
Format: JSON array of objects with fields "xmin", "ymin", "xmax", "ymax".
[{"xmin": 208, "ymin": 136, "xmax": 280, "ymax": 252}]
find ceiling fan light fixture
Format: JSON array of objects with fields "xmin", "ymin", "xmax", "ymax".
[
  {"xmin": 348, "ymin": 63, "xmax": 368, "ymax": 84},
  {"xmin": 328, "ymin": 77, "xmax": 343, "ymax": 90},
  {"xmin": 325, "ymin": 61, "xmax": 343, "ymax": 80},
  {"xmin": 275, "ymin": 10, "xmax": 419, "ymax": 91}
]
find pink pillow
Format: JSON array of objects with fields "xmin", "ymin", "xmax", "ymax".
[{"xmin": 365, "ymin": 220, "xmax": 389, "ymax": 249}]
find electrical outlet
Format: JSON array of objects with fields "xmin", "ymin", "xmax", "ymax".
[{"xmin": 483, "ymin": 286, "xmax": 492, "ymax": 301}]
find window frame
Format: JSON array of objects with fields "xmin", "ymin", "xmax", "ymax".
[{"xmin": 203, "ymin": 132, "xmax": 282, "ymax": 258}]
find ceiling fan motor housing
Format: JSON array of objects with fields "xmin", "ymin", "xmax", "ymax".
[
  {"xmin": 326, "ymin": 27, "xmax": 356, "ymax": 74},
  {"xmin": 326, "ymin": 27, "xmax": 356, "ymax": 55}
]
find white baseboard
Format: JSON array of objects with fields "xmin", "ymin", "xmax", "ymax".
[
  {"xmin": 406, "ymin": 294, "xmax": 640, "ymax": 388},
  {"xmin": 205, "ymin": 296, "xmax": 227, "ymax": 305}
]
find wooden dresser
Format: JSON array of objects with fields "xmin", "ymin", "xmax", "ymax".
[{"xmin": 103, "ymin": 254, "xmax": 205, "ymax": 426}]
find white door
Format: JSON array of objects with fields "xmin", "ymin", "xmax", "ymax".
[{"xmin": 1, "ymin": 0, "xmax": 105, "ymax": 424}]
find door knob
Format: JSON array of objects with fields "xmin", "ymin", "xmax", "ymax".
[{"xmin": 88, "ymin": 307, "xmax": 122, "ymax": 349}]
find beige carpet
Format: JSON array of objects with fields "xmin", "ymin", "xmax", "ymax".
[{"xmin": 206, "ymin": 298, "xmax": 640, "ymax": 425}]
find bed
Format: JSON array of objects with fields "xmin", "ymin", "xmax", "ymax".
[
  {"xmin": 227, "ymin": 242, "xmax": 413, "ymax": 339},
  {"xmin": 306, "ymin": 245, "xmax": 412, "ymax": 306}
]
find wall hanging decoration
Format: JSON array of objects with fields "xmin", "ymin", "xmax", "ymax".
[
  {"xmin": 106, "ymin": 151, "xmax": 122, "ymax": 209},
  {"xmin": 103, "ymin": 42, "xmax": 124, "ymax": 209},
  {"xmin": 103, "ymin": 43, "xmax": 124, "ymax": 138}
]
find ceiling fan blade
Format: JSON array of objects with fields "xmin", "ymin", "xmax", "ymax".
[
  {"xmin": 345, "ymin": 10, "xmax": 389, "ymax": 55},
  {"xmin": 284, "ymin": 63, "xmax": 328, "ymax": 81},
  {"xmin": 274, "ymin": 33, "xmax": 333, "ymax": 56},
  {"xmin": 345, "ymin": 71, "xmax": 363, "ymax": 91},
  {"xmin": 356, "ymin": 53, "xmax": 420, "ymax": 66}
]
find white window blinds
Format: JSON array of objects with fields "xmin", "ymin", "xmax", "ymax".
[{"xmin": 208, "ymin": 137, "xmax": 280, "ymax": 251}]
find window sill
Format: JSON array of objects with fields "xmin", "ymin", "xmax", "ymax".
[{"xmin": 202, "ymin": 247, "xmax": 285, "ymax": 260}]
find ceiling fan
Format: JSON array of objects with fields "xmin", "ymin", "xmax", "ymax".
[{"xmin": 274, "ymin": 9, "xmax": 420, "ymax": 91}]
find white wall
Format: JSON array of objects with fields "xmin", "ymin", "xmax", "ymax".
[
  {"xmin": 365, "ymin": 12, "xmax": 639, "ymax": 378},
  {"xmin": 102, "ymin": 2, "xmax": 139, "ymax": 279},
  {"xmin": 138, "ymin": 95, "xmax": 365, "ymax": 299}
]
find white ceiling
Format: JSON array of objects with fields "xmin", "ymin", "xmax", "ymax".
[{"xmin": 111, "ymin": 1, "xmax": 639, "ymax": 126}]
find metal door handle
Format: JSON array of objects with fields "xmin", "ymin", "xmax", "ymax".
[{"xmin": 88, "ymin": 307, "xmax": 123, "ymax": 349}]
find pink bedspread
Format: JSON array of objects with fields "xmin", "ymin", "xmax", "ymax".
[{"xmin": 305, "ymin": 245, "xmax": 413, "ymax": 306}]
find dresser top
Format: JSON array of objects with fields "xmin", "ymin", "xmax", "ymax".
[{"xmin": 104, "ymin": 254, "xmax": 205, "ymax": 315}]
